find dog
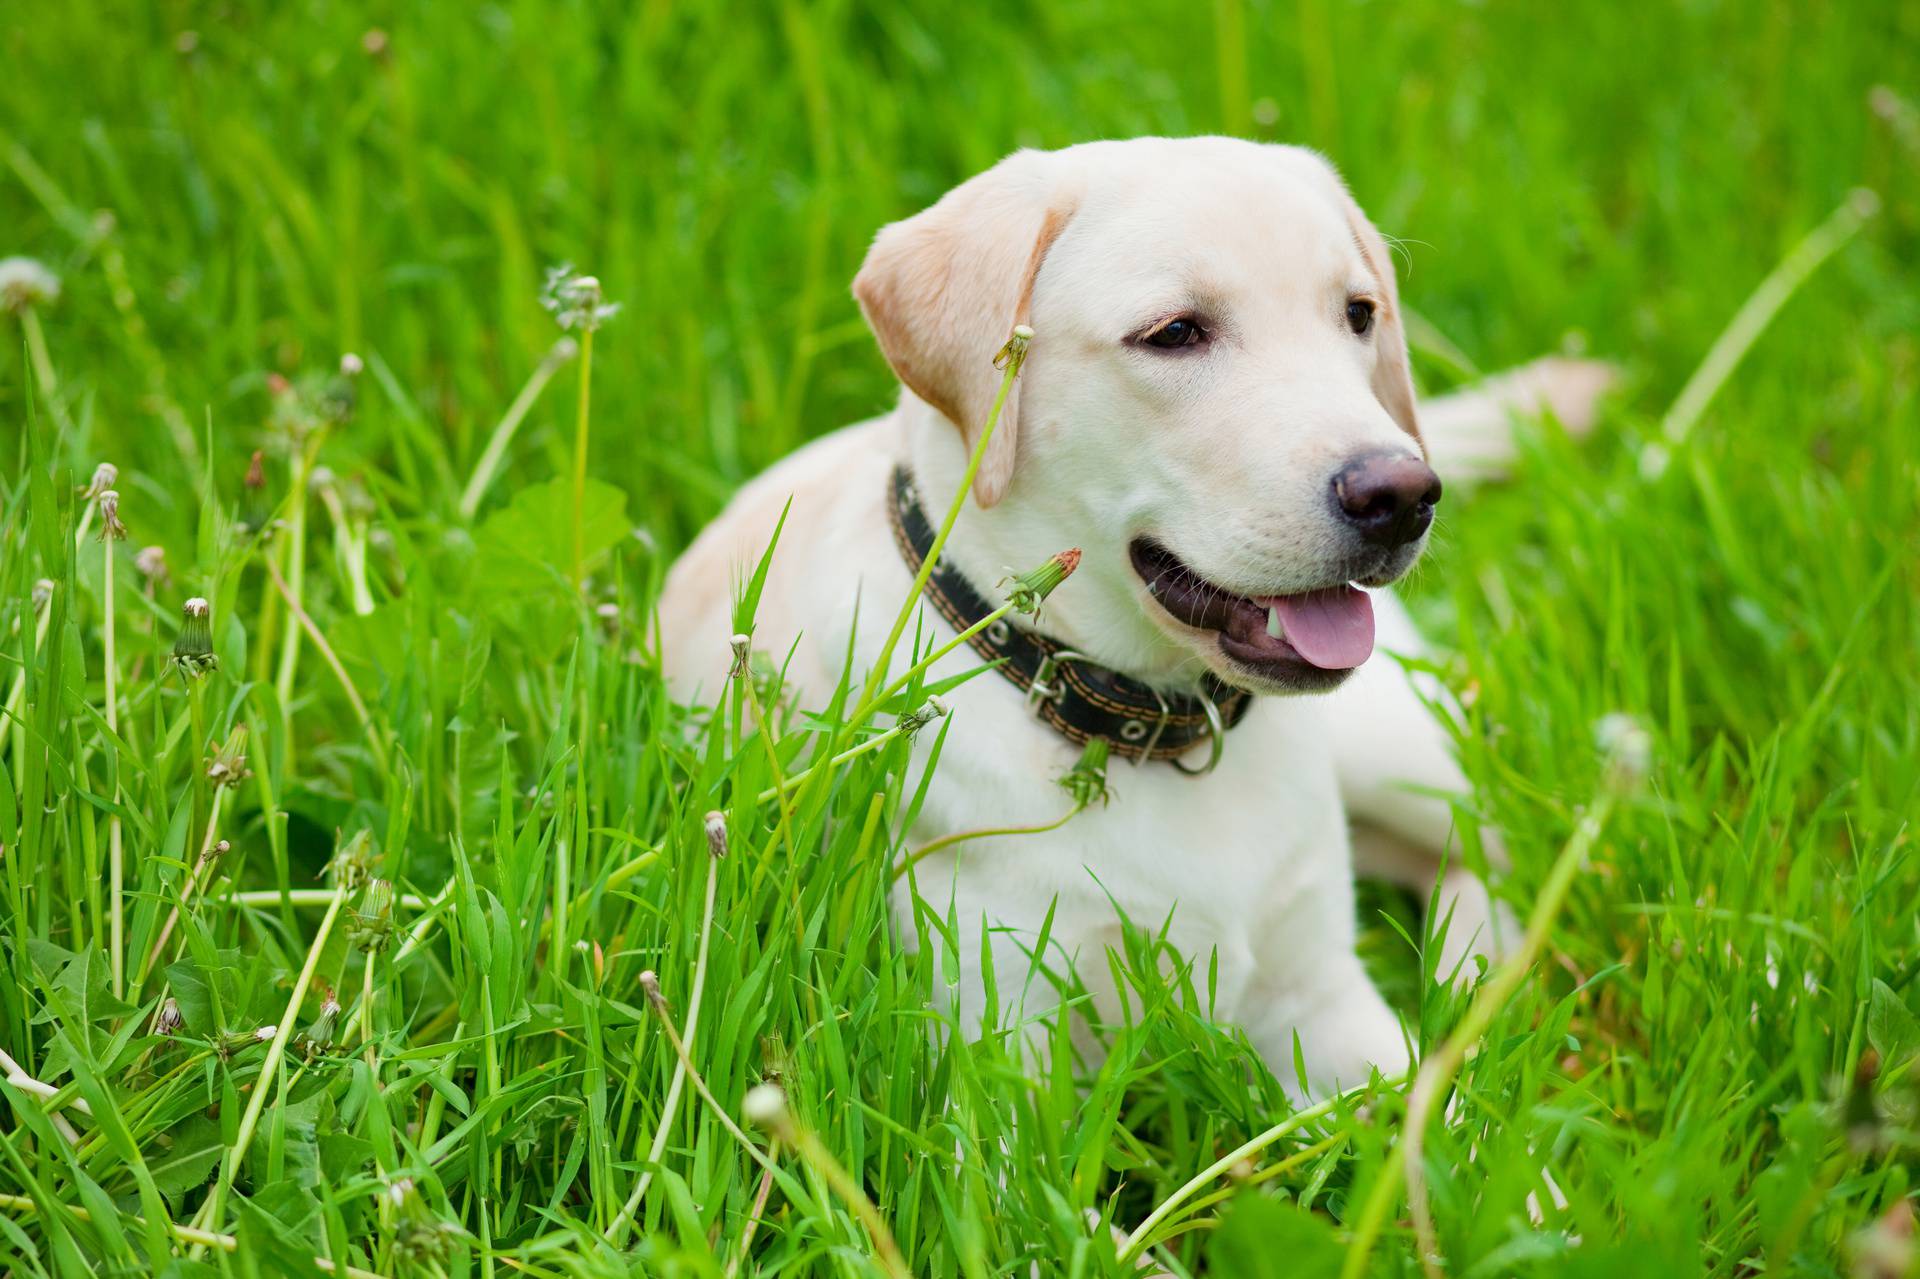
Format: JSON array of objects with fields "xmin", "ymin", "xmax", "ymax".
[{"xmin": 660, "ymin": 137, "xmax": 1611, "ymax": 1091}]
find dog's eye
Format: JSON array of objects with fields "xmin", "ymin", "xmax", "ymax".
[
  {"xmin": 1143, "ymin": 317, "xmax": 1204, "ymax": 349},
  {"xmin": 1345, "ymin": 299, "xmax": 1376, "ymax": 336}
]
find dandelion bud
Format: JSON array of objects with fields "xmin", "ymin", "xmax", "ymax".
[
  {"xmin": 546, "ymin": 336, "xmax": 580, "ymax": 368},
  {"xmin": 1059, "ymin": 737, "xmax": 1112, "ymax": 809},
  {"xmin": 350, "ymin": 878, "xmax": 396, "ymax": 953},
  {"xmin": 31, "ymin": 579, "xmax": 54, "ymax": 610},
  {"xmin": 897, "ymin": 695, "xmax": 949, "ymax": 738},
  {"xmin": 314, "ymin": 992, "xmax": 342, "ymax": 1033},
  {"xmin": 326, "ymin": 829, "xmax": 375, "ymax": 893},
  {"xmin": 170, "ymin": 597, "xmax": 217, "ymax": 678},
  {"xmin": 215, "ymin": 1023, "xmax": 277, "ymax": 1057},
  {"xmin": 152, "ymin": 998, "xmax": 184, "ymax": 1037},
  {"xmin": 303, "ymin": 992, "xmax": 341, "ymax": 1051},
  {"xmin": 639, "ymin": 969, "xmax": 664, "ymax": 1008},
  {"xmin": 82, "ymin": 463, "xmax": 119, "ymax": 499},
  {"xmin": 198, "ymin": 838, "xmax": 231, "ymax": 866},
  {"xmin": 0, "ymin": 257, "xmax": 60, "ymax": 314},
  {"xmin": 1001, "ymin": 548, "xmax": 1080, "ymax": 616},
  {"xmin": 237, "ymin": 449, "xmax": 270, "ymax": 534},
  {"xmin": 203, "ymin": 726, "xmax": 251, "ymax": 790},
  {"xmin": 339, "ymin": 352, "xmax": 364, "ymax": 377},
  {"xmin": 992, "ymin": 323, "xmax": 1035, "ymax": 370},
  {"xmin": 743, "ymin": 1082, "xmax": 792, "ymax": 1134},
  {"xmin": 1594, "ymin": 712, "xmax": 1652, "ymax": 792},
  {"xmin": 704, "ymin": 811, "xmax": 729, "ymax": 859},
  {"xmin": 728, "ymin": 633, "xmax": 752, "ymax": 680}
]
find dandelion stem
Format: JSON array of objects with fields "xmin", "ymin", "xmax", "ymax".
[
  {"xmin": 460, "ymin": 339, "xmax": 576, "ymax": 520},
  {"xmin": 638, "ymin": 975, "xmax": 788, "ymax": 1184},
  {"xmin": 864, "ymin": 326, "xmax": 1030, "ymax": 701},
  {"xmin": 606, "ymin": 833, "xmax": 720, "ymax": 1244},
  {"xmin": 18, "ymin": 307, "xmax": 57, "ymax": 397},
  {"xmin": 756, "ymin": 720, "xmax": 916, "ymax": 804},
  {"xmin": 103, "ymin": 535, "xmax": 124, "ymax": 997},
  {"xmin": 1340, "ymin": 792, "xmax": 1617, "ymax": 1279},
  {"xmin": 755, "ymin": 1102, "xmax": 910, "ymax": 1279},
  {"xmin": 569, "ymin": 326, "xmax": 595, "ymax": 585},
  {"xmin": 229, "ymin": 887, "xmax": 431, "ymax": 911},
  {"xmin": 1118, "ymin": 1073, "xmax": 1397, "ymax": 1267},
  {"xmin": 871, "ymin": 599, "xmax": 1018, "ymax": 709},
  {"xmin": 273, "ymin": 429, "xmax": 327, "ymax": 749},
  {"xmin": 200, "ymin": 881, "xmax": 350, "ymax": 1239},
  {"xmin": 264, "ymin": 553, "xmax": 390, "ymax": 774},
  {"xmin": 725, "ymin": 1141, "xmax": 782, "ymax": 1279},
  {"xmin": 1656, "ymin": 189, "xmax": 1878, "ymax": 458},
  {"xmin": 3, "ymin": 594, "xmax": 54, "ymax": 785},
  {"xmin": 134, "ymin": 786, "xmax": 227, "ymax": 997},
  {"xmin": 892, "ymin": 800, "xmax": 1087, "ymax": 882},
  {"xmin": 0, "ymin": 1192, "xmax": 382, "ymax": 1279}
]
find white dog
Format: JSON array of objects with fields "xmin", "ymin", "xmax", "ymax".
[{"xmin": 661, "ymin": 137, "xmax": 1610, "ymax": 1090}]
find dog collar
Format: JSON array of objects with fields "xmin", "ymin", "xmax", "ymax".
[{"xmin": 887, "ymin": 465, "xmax": 1253, "ymax": 771}]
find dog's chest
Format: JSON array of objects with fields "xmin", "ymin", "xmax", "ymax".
[{"xmin": 904, "ymin": 678, "xmax": 1354, "ymax": 949}]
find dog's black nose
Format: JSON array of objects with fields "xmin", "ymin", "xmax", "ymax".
[{"xmin": 1332, "ymin": 453, "xmax": 1442, "ymax": 548}]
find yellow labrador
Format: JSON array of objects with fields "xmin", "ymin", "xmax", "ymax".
[{"xmin": 661, "ymin": 137, "xmax": 1609, "ymax": 1090}]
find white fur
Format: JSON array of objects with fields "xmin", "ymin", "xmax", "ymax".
[{"xmin": 660, "ymin": 137, "xmax": 1609, "ymax": 1091}]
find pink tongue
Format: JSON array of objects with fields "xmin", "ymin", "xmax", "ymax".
[{"xmin": 1265, "ymin": 586, "xmax": 1375, "ymax": 669}]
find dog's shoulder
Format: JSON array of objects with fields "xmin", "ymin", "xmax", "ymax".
[{"xmin": 659, "ymin": 415, "xmax": 903, "ymax": 698}]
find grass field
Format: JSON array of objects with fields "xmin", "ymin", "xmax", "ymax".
[{"xmin": 3, "ymin": 1, "xmax": 1919, "ymax": 1275}]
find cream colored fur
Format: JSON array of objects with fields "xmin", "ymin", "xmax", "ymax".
[{"xmin": 660, "ymin": 137, "xmax": 1611, "ymax": 1091}]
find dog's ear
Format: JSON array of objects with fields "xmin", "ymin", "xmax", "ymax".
[
  {"xmin": 853, "ymin": 150, "xmax": 1077, "ymax": 507},
  {"xmin": 1341, "ymin": 195, "xmax": 1421, "ymax": 447},
  {"xmin": 1297, "ymin": 155, "xmax": 1421, "ymax": 448}
]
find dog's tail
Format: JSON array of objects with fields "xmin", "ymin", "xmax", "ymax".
[{"xmin": 1417, "ymin": 357, "xmax": 1617, "ymax": 483}]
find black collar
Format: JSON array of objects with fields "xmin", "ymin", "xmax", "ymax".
[{"xmin": 888, "ymin": 465, "xmax": 1253, "ymax": 769}]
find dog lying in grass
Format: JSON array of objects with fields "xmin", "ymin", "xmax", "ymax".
[{"xmin": 661, "ymin": 136, "xmax": 1611, "ymax": 1091}]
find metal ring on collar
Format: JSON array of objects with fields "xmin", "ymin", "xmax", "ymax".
[
  {"xmin": 1169, "ymin": 689, "xmax": 1226, "ymax": 777},
  {"xmin": 1027, "ymin": 649, "xmax": 1090, "ymax": 709}
]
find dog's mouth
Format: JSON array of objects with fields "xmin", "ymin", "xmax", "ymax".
[{"xmin": 1129, "ymin": 538, "xmax": 1375, "ymax": 683}]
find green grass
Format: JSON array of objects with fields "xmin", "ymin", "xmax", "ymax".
[{"xmin": 3, "ymin": 1, "xmax": 1919, "ymax": 1275}]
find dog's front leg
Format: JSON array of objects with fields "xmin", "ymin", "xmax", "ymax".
[{"xmin": 1242, "ymin": 948, "xmax": 1411, "ymax": 1095}]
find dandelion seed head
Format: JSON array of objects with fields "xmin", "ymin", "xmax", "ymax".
[
  {"xmin": 1594, "ymin": 712, "xmax": 1652, "ymax": 789},
  {"xmin": 0, "ymin": 257, "xmax": 60, "ymax": 314},
  {"xmin": 540, "ymin": 263, "xmax": 621, "ymax": 332},
  {"xmin": 743, "ymin": 1082, "xmax": 789, "ymax": 1129}
]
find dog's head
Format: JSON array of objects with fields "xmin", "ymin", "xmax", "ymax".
[{"xmin": 854, "ymin": 137, "xmax": 1436, "ymax": 695}]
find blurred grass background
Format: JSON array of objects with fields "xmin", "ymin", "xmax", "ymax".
[{"xmin": 3, "ymin": 0, "xmax": 1920, "ymax": 1275}]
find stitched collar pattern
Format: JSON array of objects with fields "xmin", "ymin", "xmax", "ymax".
[{"xmin": 886, "ymin": 464, "xmax": 1252, "ymax": 765}]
